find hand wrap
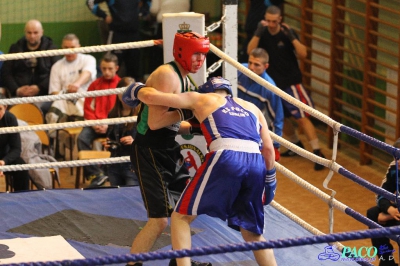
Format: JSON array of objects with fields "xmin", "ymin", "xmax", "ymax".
[
  {"xmin": 281, "ymin": 24, "xmax": 296, "ymax": 42},
  {"xmin": 176, "ymin": 108, "xmax": 194, "ymax": 121},
  {"xmin": 254, "ymin": 21, "xmax": 267, "ymax": 37},
  {"xmin": 188, "ymin": 117, "xmax": 202, "ymax": 135}
]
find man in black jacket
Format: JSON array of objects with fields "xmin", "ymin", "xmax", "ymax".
[
  {"xmin": 0, "ymin": 20, "xmax": 60, "ymax": 114},
  {"xmin": 0, "ymin": 94, "xmax": 30, "ymax": 191},
  {"xmin": 86, "ymin": 0, "xmax": 143, "ymax": 81}
]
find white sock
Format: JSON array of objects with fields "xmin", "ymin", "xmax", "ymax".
[{"xmin": 309, "ymin": 139, "xmax": 320, "ymax": 150}]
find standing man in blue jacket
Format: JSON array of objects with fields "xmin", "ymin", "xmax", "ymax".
[{"xmin": 238, "ymin": 48, "xmax": 283, "ymax": 161}]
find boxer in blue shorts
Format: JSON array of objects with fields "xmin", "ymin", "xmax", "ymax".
[{"xmin": 124, "ymin": 77, "xmax": 278, "ymax": 266}]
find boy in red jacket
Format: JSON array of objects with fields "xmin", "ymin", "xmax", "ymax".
[{"xmin": 77, "ymin": 53, "xmax": 121, "ymax": 187}]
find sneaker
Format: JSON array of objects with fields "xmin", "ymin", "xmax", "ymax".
[
  {"xmin": 313, "ymin": 150, "xmax": 325, "ymax": 171},
  {"xmin": 88, "ymin": 173, "xmax": 108, "ymax": 188},
  {"xmin": 169, "ymin": 258, "xmax": 212, "ymax": 266},
  {"xmin": 281, "ymin": 141, "xmax": 304, "ymax": 157}
]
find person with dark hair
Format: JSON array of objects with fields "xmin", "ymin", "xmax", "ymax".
[
  {"xmin": 86, "ymin": 0, "xmax": 142, "ymax": 81},
  {"xmin": 366, "ymin": 138, "xmax": 400, "ymax": 266},
  {"xmin": 125, "ymin": 76, "xmax": 278, "ymax": 266},
  {"xmin": 238, "ymin": 47, "xmax": 283, "ymax": 161},
  {"xmin": 76, "ymin": 53, "xmax": 120, "ymax": 187},
  {"xmin": 122, "ymin": 31, "xmax": 211, "ymax": 266},
  {"xmin": 0, "ymin": 20, "xmax": 61, "ymax": 115},
  {"xmin": 247, "ymin": 5, "xmax": 325, "ymax": 170},
  {"xmin": 0, "ymin": 94, "xmax": 30, "ymax": 191},
  {"xmin": 104, "ymin": 77, "xmax": 139, "ymax": 186}
]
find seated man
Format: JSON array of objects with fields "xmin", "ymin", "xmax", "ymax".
[
  {"xmin": 45, "ymin": 33, "xmax": 96, "ymax": 157},
  {"xmin": 0, "ymin": 20, "xmax": 60, "ymax": 114},
  {"xmin": 366, "ymin": 138, "xmax": 400, "ymax": 266},
  {"xmin": 77, "ymin": 53, "xmax": 120, "ymax": 187}
]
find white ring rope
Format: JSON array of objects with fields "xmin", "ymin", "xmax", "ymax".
[
  {"xmin": 209, "ymin": 43, "xmax": 342, "ymax": 133},
  {"xmin": 0, "ymin": 116, "xmax": 137, "ymax": 134},
  {"xmin": 0, "ymin": 40, "xmax": 161, "ymax": 62},
  {"xmin": 270, "ymin": 201, "xmax": 346, "ymax": 254},
  {"xmin": 0, "ymin": 87, "xmax": 126, "ymax": 105},
  {"xmin": 0, "ymin": 156, "xmax": 129, "ymax": 172}
]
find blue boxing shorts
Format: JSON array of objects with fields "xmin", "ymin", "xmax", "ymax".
[{"xmin": 175, "ymin": 149, "xmax": 267, "ymax": 235}]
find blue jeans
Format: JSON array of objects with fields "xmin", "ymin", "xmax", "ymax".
[
  {"xmin": 108, "ymin": 162, "xmax": 138, "ymax": 186},
  {"xmin": 77, "ymin": 127, "xmax": 107, "ymax": 178}
]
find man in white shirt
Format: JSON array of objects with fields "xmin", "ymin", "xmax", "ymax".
[
  {"xmin": 46, "ymin": 33, "xmax": 97, "ymax": 124},
  {"xmin": 45, "ymin": 34, "xmax": 96, "ymax": 159}
]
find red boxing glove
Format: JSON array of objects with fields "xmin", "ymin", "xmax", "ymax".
[{"xmin": 274, "ymin": 147, "xmax": 280, "ymax": 162}]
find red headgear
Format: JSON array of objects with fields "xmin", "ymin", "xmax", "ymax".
[{"xmin": 173, "ymin": 31, "xmax": 210, "ymax": 72}]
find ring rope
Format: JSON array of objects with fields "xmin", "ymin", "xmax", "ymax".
[
  {"xmin": 0, "ymin": 116, "xmax": 137, "ymax": 134},
  {"xmin": 269, "ymin": 201, "xmax": 358, "ymax": 265},
  {"xmin": 0, "ymin": 40, "xmax": 162, "ymax": 62},
  {"xmin": 4, "ymin": 225, "xmax": 398, "ymax": 266},
  {"xmin": 0, "ymin": 156, "xmax": 129, "ymax": 173},
  {"xmin": 0, "ymin": 87, "xmax": 126, "ymax": 105},
  {"xmin": 209, "ymin": 43, "xmax": 400, "ymax": 160}
]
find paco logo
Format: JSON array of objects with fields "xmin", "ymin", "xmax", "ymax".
[{"xmin": 318, "ymin": 245, "xmax": 395, "ymax": 263}]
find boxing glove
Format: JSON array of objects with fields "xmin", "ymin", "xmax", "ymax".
[
  {"xmin": 122, "ymin": 82, "xmax": 145, "ymax": 108},
  {"xmin": 263, "ymin": 167, "xmax": 277, "ymax": 205}
]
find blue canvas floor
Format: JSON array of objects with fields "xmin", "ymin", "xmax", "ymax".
[{"xmin": 0, "ymin": 187, "xmax": 359, "ymax": 265}]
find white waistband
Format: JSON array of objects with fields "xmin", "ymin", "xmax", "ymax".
[{"xmin": 209, "ymin": 138, "xmax": 261, "ymax": 153}]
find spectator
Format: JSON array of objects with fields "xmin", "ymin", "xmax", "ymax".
[
  {"xmin": 77, "ymin": 53, "xmax": 120, "ymax": 187},
  {"xmin": 45, "ymin": 33, "xmax": 96, "ymax": 158},
  {"xmin": 148, "ymin": 0, "xmax": 191, "ymax": 73},
  {"xmin": 46, "ymin": 33, "xmax": 97, "ymax": 125},
  {"xmin": 0, "ymin": 94, "xmax": 30, "ymax": 191},
  {"xmin": 86, "ymin": 0, "xmax": 142, "ymax": 81},
  {"xmin": 366, "ymin": 138, "xmax": 400, "ymax": 266},
  {"xmin": 238, "ymin": 47, "xmax": 283, "ymax": 161},
  {"xmin": 0, "ymin": 19, "xmax": 61, "ymax": 115},
  {"xmin": 247, "ymin": 5, "xmax": 325, "ymax": 170},
  {"xmin": 240, "ymin": 0, "xmax": 284, "ymax": 62},
  {"xmin": 104, "ymin": 77, "xmax": 139, "ymax": 187}
]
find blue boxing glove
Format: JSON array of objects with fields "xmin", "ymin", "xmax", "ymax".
[
  {"xmin": 122, "ymin": 82, "xmax": 145, "ymax": 108},
  {"xmin": 263, "ymin": 167, "xmax": 277, "ymax": 205}
]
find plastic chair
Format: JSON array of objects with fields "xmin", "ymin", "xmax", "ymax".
[
  {"xmin": 54, "ymin": 127, "xmax": 83, "ymax": 175},
  {"xmin": 75, "ymin": 150, "xmax": 111, "ymax": 188},
  {"xmin": 8, "ymin": 103, "xmax": 44, "ymax": 125}
]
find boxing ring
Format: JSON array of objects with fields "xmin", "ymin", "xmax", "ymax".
[{"xmin": 1, "ymin": 10, "xmax": 400, "ymax": 266}]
